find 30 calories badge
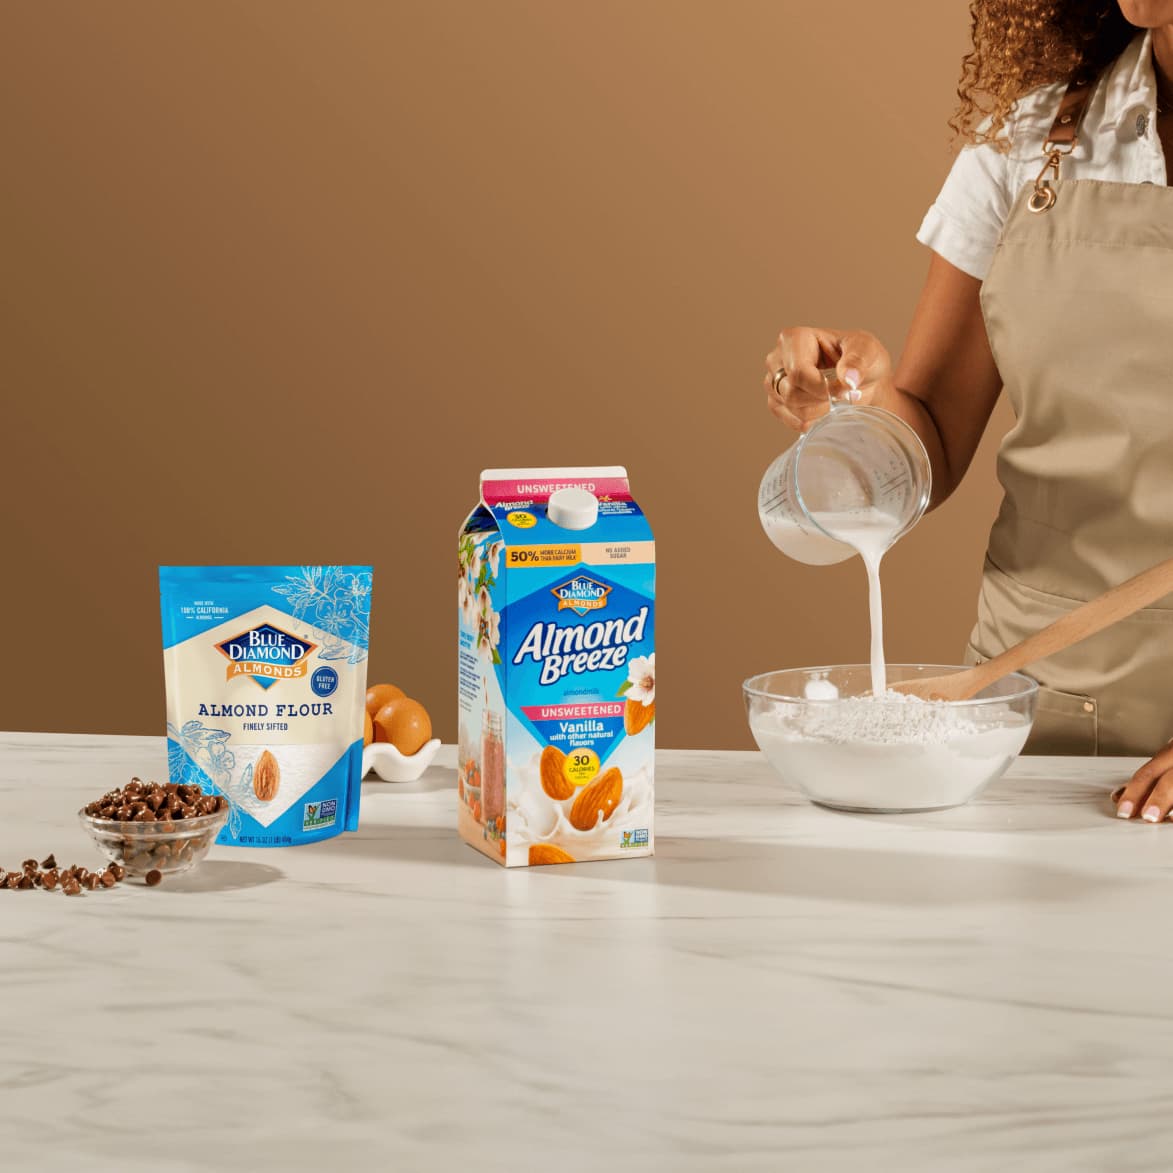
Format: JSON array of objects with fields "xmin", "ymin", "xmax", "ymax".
[{"xmin": 215, "ymin": 622, "xmax": 317, "ymax": 689}]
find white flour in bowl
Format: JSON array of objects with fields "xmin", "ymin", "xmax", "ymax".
[
  {"xmin": 749, "ymin": 691, "xmax": 1031, "ymax": 811},
  {"xmin": 787, "ymin": 691, "xmax": 979, "ymax": 743}
]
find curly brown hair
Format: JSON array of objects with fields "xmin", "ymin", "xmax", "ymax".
[{"xmin": 951, "ymin": 2, "xmax": 1137, "ymax": 150}]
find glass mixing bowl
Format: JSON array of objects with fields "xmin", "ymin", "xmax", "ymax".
[{"xmin": 743, "ymin": 665, "xmax": 1038, "ymax": 813}]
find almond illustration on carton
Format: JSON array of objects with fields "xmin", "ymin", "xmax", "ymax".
[
  {"xmin": 528, "ymin": 844, "xmax": 575, "ymax": 866},
  {"xmin": 569, "ymin": 767, "xmax": 622, "ymax": 831},
  {"xmin": 539, "ymin": 745, "xmax": 575, "ymax": 801},
  {"xmin": 253, "ymin": 750, "xmax": 280, "ymax": 802},
  {"xmin": 624, "ymin": 699, "xmax": 655, "ymax": 736}
]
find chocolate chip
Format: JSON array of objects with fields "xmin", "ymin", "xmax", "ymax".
[
  {"xmin": 42, "ymin": 870, "xmax": 59, "ymax": 891},
  {"xmin": 17, "ymin": 875, "xmax": 33, "ymax": 890},
  {"xmin": 110, "ymin": 863, "xmax": 125, "ymax": 881},
  {"xmin": 62, "ymin": 877, "xmax": 82, "ymax": 896},
  {"xmin": 144, "ymin": 869, "xmax": 163, "ymax": 887},
  {"xmin": 99, "ymin": 869, "xmax": 117, "ymax": 888},
  {"xmin": 40, "ymin": 854, "xmax": 56, "ymax": 870}
]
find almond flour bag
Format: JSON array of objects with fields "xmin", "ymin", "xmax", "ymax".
[{"xmin": 159, "ymin": 565, "xmax": 372, "ymax": 846}]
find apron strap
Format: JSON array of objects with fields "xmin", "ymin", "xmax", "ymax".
[
  {"xmin": 1046, "ymin": 68, "xmax": 1098, "ymax": 146},
  {"xmin": 1028, "ymin": 66, "xmax": 1100, "ymax": 213}
]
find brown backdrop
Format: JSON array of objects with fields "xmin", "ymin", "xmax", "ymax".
[{"xmin": 0, "ymin": 1, "xmax": 1009, "ymax": 748}]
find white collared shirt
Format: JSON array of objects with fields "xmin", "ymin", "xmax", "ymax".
[{"xmin": 916, "ymin": 30, "xmax": 1168, "ymax": 281}]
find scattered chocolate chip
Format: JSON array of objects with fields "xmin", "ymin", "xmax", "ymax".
[
  {"xmin": 42, "ymin": 870, "xmax": 59, "ymax": 891},
  {"xmin": 62, "ymin": 878, "xmax": 82, "ymax": 896},
  {"xmin": 17, "ymin": 875, "xmax": 34, "ymax": 890},
  {"xmin": 110, "ymin": 863, "xmax": 125, "ymax": 881},
  {"xmin": 99, "ymin": 870, "xmax": 117, "ymax": 889},
  {"xmin": 144, "ymin": 869, "xmax": 163, "ymax": 887},
  {"xmin": 40, "ymin": 853, "xmax": 57, "ymax": 870}
]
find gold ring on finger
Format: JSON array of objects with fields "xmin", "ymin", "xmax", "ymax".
[{"xmin": 771, "ymin": 368, "xmax": 786, "ymax": 394}]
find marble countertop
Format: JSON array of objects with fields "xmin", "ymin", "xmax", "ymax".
[{"xmin": 1, "ymin": 734, "xmax": 1170, "ymax": 1171}]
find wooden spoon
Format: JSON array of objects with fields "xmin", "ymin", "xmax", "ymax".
[{"xmin": 893, "ymin": 555, "xmax": 1173, "ymax": 702}]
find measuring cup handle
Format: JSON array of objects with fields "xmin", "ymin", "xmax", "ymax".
[{"xmin": 818, "ymin": 368, "xmax": 853, "ymax": 410}]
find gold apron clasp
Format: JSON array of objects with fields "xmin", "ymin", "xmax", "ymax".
[{"xmin": 1028, "ymin": 140, "xmax": 1074, "ymax": 214}]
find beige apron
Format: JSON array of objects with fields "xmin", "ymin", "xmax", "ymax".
[{"xmin": 970, "ymin": 73, "xmax": 1173, "ymax": 757}]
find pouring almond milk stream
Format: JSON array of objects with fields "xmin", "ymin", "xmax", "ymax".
[{"xmin": 757, "ymin": 372, "xmax": 932, "ymax": 694}]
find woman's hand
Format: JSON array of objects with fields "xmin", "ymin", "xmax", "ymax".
[
  {"xmin": 1114, "ymin": 745, "xmax": 1173, "ymax": 821},
  {"xmin": 764, "ymin": 327, "xmax": 894, "ymax": 431}
]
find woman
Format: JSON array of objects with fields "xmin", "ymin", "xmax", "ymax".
[{"xmin": 765, "ymin": 2, "xmax": 1173, "ymax": 821}]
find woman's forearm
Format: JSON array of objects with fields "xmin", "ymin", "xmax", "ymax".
[
  {"xmin": 876, "ymin": 254, "xmax": 1005, "ymax": 510},
  {"xmin": 869, "ymin": 379, "xmax": 957, "ymax": 510}
]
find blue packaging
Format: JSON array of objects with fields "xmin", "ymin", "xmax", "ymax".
[
  {"xmin": 458, "ymin": 467, "xmax": 655, "ymax": 866},
  {"xmin": 159, "ymin": 565, "xmax": 372, "ymax": 846}
]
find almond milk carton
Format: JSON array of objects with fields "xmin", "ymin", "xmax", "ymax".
[{"xmin": 457, "ymin": 467, "xmax": 655, "ymax": 866}]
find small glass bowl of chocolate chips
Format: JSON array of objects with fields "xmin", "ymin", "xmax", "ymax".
[{"xmin": 78, "ymin": 778, "xmax": 230, "ymax": 880}]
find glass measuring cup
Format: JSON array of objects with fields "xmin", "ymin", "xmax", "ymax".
[{"xmin": 758, "ymin": 372, "xmax": 931, "ymax": 565}]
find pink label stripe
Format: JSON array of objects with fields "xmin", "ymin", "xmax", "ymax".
[
  {"xmin": 483, "ymin": 477, "xmax": 631, "ymax": 505},
  {"xmin": 522, "ymin": 702, "xmax": 625, "ymax": 720}
]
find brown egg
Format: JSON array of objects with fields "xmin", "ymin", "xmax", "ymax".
[
  {"xmin": 366, "ymin": 683, "xmax": 405, "ymax": 717},
  {"xmin": 363, "ymin": 709, "xmax": 374, "ymax": 747},
  {"xmin": 373, "ymin": 697, "xmax": 433, "ymax": 756}
]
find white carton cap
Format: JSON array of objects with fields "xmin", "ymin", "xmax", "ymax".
[{"xmin": 547, "ymin": 487, "xmax": 599, "ymax": 531}]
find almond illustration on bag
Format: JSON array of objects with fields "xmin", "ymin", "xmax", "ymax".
[{"xmin": 253, "ymin": 751, "xmax": 281, "ymax": 802}]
